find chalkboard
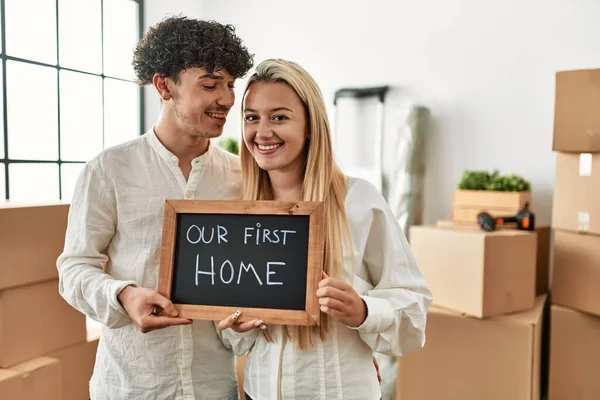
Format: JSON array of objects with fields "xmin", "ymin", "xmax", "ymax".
[{"xmin": 158, "ymin": 200, "xmax": 325, "ymax": 326}]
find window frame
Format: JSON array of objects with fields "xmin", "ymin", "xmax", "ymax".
[{"xmin": 0, "ymin": 0, "xmax": 145, "ymax": 200}]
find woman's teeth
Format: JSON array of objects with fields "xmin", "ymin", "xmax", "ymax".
[{"xmin": 258, "ymin": 144, "xmax": 282, "ymax": 150}]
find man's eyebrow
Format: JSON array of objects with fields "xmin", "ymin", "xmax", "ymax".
[
  {"xmin": 244, "ymin": 107, "xmax": 293, "ymax": 113},
  {"xmin": 198, "ymin": 73, "xmax": 224, "ymax": 80}
]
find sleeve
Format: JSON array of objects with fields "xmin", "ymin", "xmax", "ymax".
[
  {"xmin": 348, "ymin": 183, "xmax": 433, "ymax": 357},
  {"xmin": 56, "ymin": 161, "xmax": 138, "ymax": 329},
  {"xmin": 215, "ymin": 322, "xmax": 260, "ymax": 356}
]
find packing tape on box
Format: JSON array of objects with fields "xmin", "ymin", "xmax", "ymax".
[
  {"xmin": 578, "ymin": 211, "xmax": 590, "ymax": 231},
  {"xmin": 579, "ymin": 153, "xmax": 592, "ymax": 176}
]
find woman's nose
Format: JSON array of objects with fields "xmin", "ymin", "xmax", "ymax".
[{"xmin": 255, "ymin": 119, "xmax": 273, "ymax": 139}]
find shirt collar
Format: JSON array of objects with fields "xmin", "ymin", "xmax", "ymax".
[{"xmin": 146, "ymin": 127, "xmax": 214, "ymax": 167}]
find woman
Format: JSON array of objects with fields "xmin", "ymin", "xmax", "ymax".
[{"xmin": 220, "ymin": 59, "xmax": 433, "ymax": 400}]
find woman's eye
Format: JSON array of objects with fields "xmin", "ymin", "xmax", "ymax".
[
  {"xmin": 272, "ymin": 115, "xmax": 288, "ymax": 121},
  {"xmin": 244, "ymin": 115, "xmax": 257, "ymax": 122}
]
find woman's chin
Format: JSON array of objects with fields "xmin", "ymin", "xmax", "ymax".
[{"xmin": 256, "ymin": 160, "xmax": 285, "ymax": 172}]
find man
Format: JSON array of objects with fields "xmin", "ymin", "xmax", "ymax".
[{"xmin": 57, "ymin": 16, "xmax": 254, "ymax": 399}]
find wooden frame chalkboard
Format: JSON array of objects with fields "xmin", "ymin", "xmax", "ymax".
[{"xmin": 158, "ymin": 200, "xmax": 325, "ymax": 326}]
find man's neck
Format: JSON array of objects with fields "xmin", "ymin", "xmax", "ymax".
[{"xmin": 154, "ymin": 118, "xmax": 210, "ymax": 163}]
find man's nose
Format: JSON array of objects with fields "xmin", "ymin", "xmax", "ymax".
[{"xmin": 216, "ymin": 86, "xmax": 235, "ymax": 108}]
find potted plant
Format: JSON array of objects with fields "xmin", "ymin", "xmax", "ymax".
[
  {"xmin": 217, "ymin": 138, "xmax": 240, "ymax": 155},
  {"xmin": 452, "ymin": 170, "xmax": 532, "ymax": 224}
]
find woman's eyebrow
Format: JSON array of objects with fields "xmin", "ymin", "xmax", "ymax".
[{"xmin": 244, "ymin": 107, "xmax": 293, "ymax": 113}]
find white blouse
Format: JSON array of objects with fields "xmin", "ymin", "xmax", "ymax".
[{"xmin": 222, "ymin": 177, "xmax": 433, "ymax": 400}]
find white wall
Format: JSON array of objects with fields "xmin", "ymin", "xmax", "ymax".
[{"xmin": 144, "ymin": 0, "xmax": 600, "ymax": 225}]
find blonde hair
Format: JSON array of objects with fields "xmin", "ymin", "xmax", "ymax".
[{"xmin": 240, "ymin": 59, "xmax": 352, "ymax": 349}]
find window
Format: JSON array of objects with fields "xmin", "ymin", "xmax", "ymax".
[{"xmin": 1, "ymin": 0, "xmax": 144, "ymax": 202}]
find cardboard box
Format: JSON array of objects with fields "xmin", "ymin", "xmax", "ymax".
[
  {"xmin": 553, "ymin": 68, "xmax": 600, "ymax": 153},
  {"xmin": 0, "ymin": 203, "xmax": 69, "ymax": 291},
  {"xmin": 0, "ymin": 279, "xmax": 86, "ymax": 367},
  {"xmin": 47, "ymin": 338, "xmax": 98, "ymax": 400},
  {"xmin": 534, "ymin": 226, "xmax": 551, "ymax": 295},
  {"xmin": 0, "ymin": 357, "xmax": 61, "ymax": 400},
  {"xmin": 397, "ymin": 295, "xmax": 546, "ymax": 400},
  {"xmin": 552, "ymin": 231, "xmax": 600, "ymax": 317},
  {"xmin": 435, "ymin": 220, "xmax": 550, "ymax": 295},
  {"xmin": 0, "ymin": 368, "xmax": 22, "ymax": 399},
  {"xmin": 552, "ymin": 152, "xmax": 600, "ymax": 235},
  {"xmin": 236, "ymin": 355, "xmax": 246, "ymax": 399},
  {"xmin": 549, "ymin": 305, "xmax": 600, "ymax": 399},
  {"xmin": 409, "ymin": 225, "xmax": 536, "ymax": 318},
  {"xmin": 452, "ymin": 190, "xmax": 531, "ymax": 224}
]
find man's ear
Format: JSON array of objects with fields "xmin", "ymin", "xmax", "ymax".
[{"xmin": 153, "ymin": 73, "xmax": 173, "ymax": 101}]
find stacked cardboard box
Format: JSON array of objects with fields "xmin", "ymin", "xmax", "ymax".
[
  {"xmin": 396, "ymin": 221, "xmax": 545, "ymax": 399},
  {"xmin": 0, "ymin": 203, "xmax": 98, "ymax": 400},
  {"xmin": 549, "ymin": 67, "xmax": 600, "ymax": 399}
]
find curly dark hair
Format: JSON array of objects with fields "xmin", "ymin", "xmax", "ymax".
[{"xmin": 132, "ymin": 16, "xmax": 254, "ymax": 85}]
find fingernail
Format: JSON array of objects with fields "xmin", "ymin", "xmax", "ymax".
[
  {"xmin": 260, "ymin": 324, "xmax": 267, "ymax": 330},
  {"xmin": 232, "ymin": 310, "xmax": 241, "ymax": 320},
  {"xmin": 254, "ymin": 320, "xmax": 263, "ymax": 327}
]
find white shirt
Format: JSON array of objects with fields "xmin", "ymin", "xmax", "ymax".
[
  {"xmin": 57, "ymin": 130, "xmax": 243, "ymax": 400},
  {"xmin": 222, "ymin": 177, "xmax": 433, "ymax": 400}
]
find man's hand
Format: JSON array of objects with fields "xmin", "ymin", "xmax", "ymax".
[
  {"xmin": 316, "ymin": 272, "xmax": 367, "ymax": 328},
  {"xmin": 217, "ymin": 310, "xmax": 265, "ymax": 333},
  {"xmin": 118, "ymin": 286, "xmax": 192, "ymax": 333}
]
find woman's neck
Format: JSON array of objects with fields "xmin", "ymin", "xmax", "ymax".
[{"xmin": 268, "ymin": 169, "xmax": 303, "ymax": 201}]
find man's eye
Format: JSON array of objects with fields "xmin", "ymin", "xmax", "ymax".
[{"xmin": 203, "ymin": 85, "xmax": 216, "ymax": 89}]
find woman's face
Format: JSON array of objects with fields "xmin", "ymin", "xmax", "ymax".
[{"xmin": 243, "ymin": 82, "xmax": 307, "ymax": 174}]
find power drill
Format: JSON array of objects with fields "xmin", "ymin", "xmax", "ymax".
[{"xmin": 477, "ymin": 203, "xmax": 535, "ymax": 232}]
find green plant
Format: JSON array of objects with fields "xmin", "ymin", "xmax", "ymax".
[
  {"xmin": 458, "ymin": 169, "xmax": 530, "ymax": 192},
  {"xmin": 217, "ymin": 137, "xmax": 239, "ymax": 155}
]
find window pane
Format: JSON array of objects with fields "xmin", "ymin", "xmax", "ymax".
[
  {"xmin": 103, "ymin": 0, "xmax": 139, "ymax": 80},
  {"xmin": 0, "ymin": 5, "xmax": 3, "ymax": 54},
  {"xmin": 60, "ymin": 70, "xmax": 103, "ymax": 161},
  {"xmin": 5, "ymin": 0, "xmax": 57, "ymax": 64},
  {"xmin": 104, "ymin": 78, "xmax": 140, "ymax": 148},
  {"xmin": 0, "ymin": 63, "xmax": 3, "ymax": 160},
  {"xmin": 7, "ymin": 61, "xmax": 58, "ymax": 160},
  {"xmin": 58, "ymin": 0, "xmax": 102, "ymax": 73},
  {"xmin": 9, "ymin": 163, "xmax": 59, "ymax": 202},
  {"xmin": 61, "ymin": 163, "xmax": 84, "ymax": 202},
  {"xmin": 0, "ymin": 164, "xmax": 5, "ymax": 200}
]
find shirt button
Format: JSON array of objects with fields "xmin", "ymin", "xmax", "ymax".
[{"xmin": 185, "ymin": 191, "xmax": 193, "ymax": 199}]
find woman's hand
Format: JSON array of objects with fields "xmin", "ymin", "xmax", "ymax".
[
  {"xmin": 316, "ymin": 272, "xmax": 367, "ymax": 327},
  {"xmin": 216, "ymin": 310, "xmax": 265, "ymax": 332}
]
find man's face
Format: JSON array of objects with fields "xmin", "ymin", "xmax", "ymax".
[{"xmin": 169, "ymin": 67, "xmax": 236, "ymax": 138}]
